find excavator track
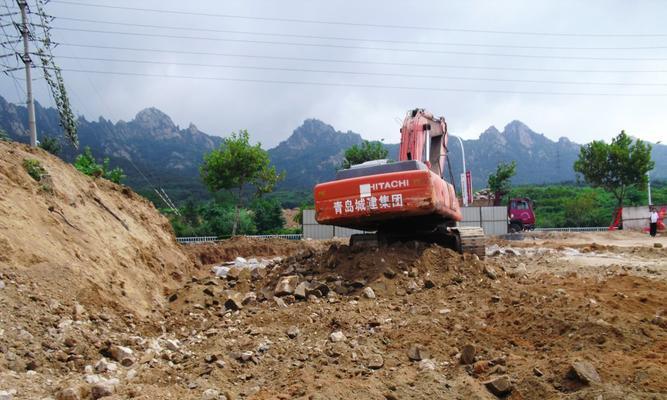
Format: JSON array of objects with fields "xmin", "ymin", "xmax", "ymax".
[
  {"xmin": 451, "ymin": 226, "xmax": 486, "ymax": 259},
  {"xmin": 350, "ymin": 225, "xmax": 486, "ymax": 258}
]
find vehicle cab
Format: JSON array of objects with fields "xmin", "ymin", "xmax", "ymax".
[{"xmin": 508, "ymin": 197, "xmax": 535, "ymax": 232}]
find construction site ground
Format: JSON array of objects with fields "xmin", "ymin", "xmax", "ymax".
[{"xmin": 0, "ymin": 142, "xmax": 666, "ymax": 400}]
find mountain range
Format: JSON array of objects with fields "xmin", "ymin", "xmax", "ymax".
[{"xmin": 1, "ymin": 95, "xmax": 665, "ymax": 204}]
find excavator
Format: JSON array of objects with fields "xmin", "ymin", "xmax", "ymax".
[{"xmin": 313, "ymin": 108, "xmax": 486, "ymax": 258}]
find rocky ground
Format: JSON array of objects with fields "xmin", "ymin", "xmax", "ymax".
[{"xmin": 1, "ymin": 231, "xmax": 666, "ymax": 400}]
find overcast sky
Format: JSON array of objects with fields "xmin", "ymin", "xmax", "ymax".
[{"xmin": 2, "ymin": 0, "xmax": 666, "ymax": 147}]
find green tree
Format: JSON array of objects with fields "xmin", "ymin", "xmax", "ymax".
[
  {"xmin": 74, "ymin": 147, "xmax": 125, "ymax": 184},
  {"xmin": 198, "ymin": 202, "xmax": 256, "ymax": 236},
  {"xmin": 488, "ymin": 160, "xmax": 517, "ymax": 206},
  {"xmin": 0, "ymin": 128, "xmax": 9, "ymax": 141},
  {"xmin": 574, "ymin": 130, "xmax": 654, "ymax": 210},
  {"xmin": 250, "ymin": 197, "xmax": 285, "ymax": 233},
  {"xmin": 200, "ymin": 130, "xmax": 284, "ymax": 236},
  {"xmin": 342, "ymin": 140, "xmax": 388, "ymax": 169},
  {"xmin": 39, "ymin": 135, "xmax": 62, "ymax": 156}
]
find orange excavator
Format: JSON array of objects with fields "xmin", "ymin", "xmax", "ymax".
[{"xmin": 313, "ymin": 108, "xmax": 485, "ymax": 257}]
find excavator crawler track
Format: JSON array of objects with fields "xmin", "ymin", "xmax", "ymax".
[
  {"xmin": 350, "ymin": 225, "xmax": 486, "ymax": 258},
  {"xmin": 451, "ymin": 226, "xmax": 486, "ymax": 259}
]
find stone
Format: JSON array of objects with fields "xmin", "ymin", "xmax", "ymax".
[
  {"xmin": 329, "ymin": 331, "xmax": 346, "ymax": 343},
  {"xmin": 226, "ymin": 267, "xmax": 242, "ymax": 281},
  {"xmin": 367, "ymin": 354, "xmax": 384, "ymax": 369},
  {"xmin": 73, "ymin": 303, "xmax": 85, "ymax": 320},
  {"xmin": 109, "ymin": 345, "xmax": 134, "ymax": 366},
  {"xmin": 484, "ymin": 265, "xmax": 498, "ymax": 280},
  {"xmin": 383, "ymin": 268, "xmax": 396, "ymax": 279},
  {"xmin": 242, "ymin": 291, "xmax": 257, "ymax": 306},
  {"xmin": 95, "ymin": 359, "xmax": 110, "ymax": 373},
  {"xmin": 406, "ymin": 280, "xmax": 419, "ymax": 294},
  {"xmin": 274, "ymin": 276, "xmax": 299, "ymax": 297},
  {"xmin": 423, "ymin": 279, "xmax": 436, "ymax": 289},
  {"xmin": 294, "ymin": 282, "xmax": 308, "ymax": 299},
  {"xmin": 273, "ymin": 296, "xmax": 287, "ymax": 308},
  {"xmin": 491, "ymin": 295, "xmax": 502, "ymax": 303},
  {"xmin": 306, "ymin": 281, "xmax": 330, "ymax": 297},
  {"xmin": 165, "ymin": 339, "xmax": 180, "ymax": 352},
  {"xmin": 533, "ymin": 367, "xmax": 544, "ymax": 377},
  {"xmin": 202, "ymin": 389, "xmax": 220, "ymax": 400},
  {"xmin": 240, "ymin": 351, "xmax": 254, "ymax": 362},
  {"xmin": 91, "ymin": 379, "xmax": 118, "ymax": 399},
  {"xmin": 56, "ymin": 388, "xmax": 80, "ymax": 400},
  {"xmin": 0, "ymin": 280, "xmax": 4, "ymax": 290},
  {"xmin": 407, "ymin": 344, "xmax": 430, "ymax": 361},
  {"xmin": 460, "ymin": 344, "xmax": 476, "ymax": 365},
  {"xmin": 362, "ymin": 287, "xmax": 376, "ymax": 299},
  {"xmin": 508, "ymin": 264, "xmax": 527, "ymax": 278},
  {"xmin": 568, "ymin": 361, "xmax": 601, "ymax": 385},
  {"xmin": 287, "ymin": 326, "xmax": 300, "ymax": 339},
  {"xmin": 418, "ymin": 359, "xmax": 436, "ymax": 371},
  {"xmin": 224, "ymin": 292, "xmax": 244, "ymax": 311},
  {"xmin": 484, "ymin": 375, "xmax": 512, "ymax": 396},
  {"xmin": 0, "ymin": 390, "xmax": 14, "ymax": 400},
  {"xmin": 654, "ymin": 243, "xmax": 663, "ymax": 248}
]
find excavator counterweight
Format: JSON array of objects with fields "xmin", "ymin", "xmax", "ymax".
[{"xmin": 313, "ymin": 108, "xmax": 486, "ymax": 257}]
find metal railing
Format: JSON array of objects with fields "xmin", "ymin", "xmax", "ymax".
[
  {"xmin": 533, "ymin": 227, "xmax": 608, "ymax": 233},
  {"xmin": 176, "ymin": 234, "xmax": 303, "ymax": 244}
]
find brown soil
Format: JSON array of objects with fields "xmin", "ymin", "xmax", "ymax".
[{"xmin": 0, "ymin": 141, "xmax": 665, "ymax": 400}]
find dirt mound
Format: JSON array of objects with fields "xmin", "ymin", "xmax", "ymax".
[{"xmin": 0, "ymin": 141, "xmax": 190, "ymax": 315}]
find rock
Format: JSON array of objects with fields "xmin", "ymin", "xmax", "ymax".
[
  {"xmin": 273, "ymin": 296, "xmax": 287, "ymax": 308},
  {"xmin": 407, "ymin": 344, "xmax": 430, "ymax": 361},
  {"xmin": 306, "ymin": 281, "xmax": 329, "ymax": 297},
  {"xmin": 224, "ymin": 292, "xmax": 244, "ymax": 311},
  {"xmin": 568, "ymin": 361, "xmax": 601, "ymax": 385},
  {"xmin": 654, "ymin": 243, "xmax": 663, "ymax": 248},
  {"xmin": 95, "ymin": 359, "xmax": 110, "ymax": 373},
  {"xmin": 484, "ymin": 265, "xmax": 498, "ymax": 280},
  {"xmin": 484, "ymin": 375, "xmax": 512, "ymax": 396},
  {"xmin": 226, "ymin": 267, "xmax": 242, "ymax": 281},
  {"xmin": 533, "ymin": 367, "xmax": 544, "ymax": 377},
  {"xmin": 423, "ymin": 279, "xmax": 436, "ymax": 289},
  {"xmin": 329, "ymin": 331, "xmax": 346, "ymax": 343},
  {"xmin": 418, "ymin": 359, "xmax": 436, "ymax": 371},
  {"xmin": 56, "ymin": 388, "xmax": 80, "ymax": 400},
  {"xmin": 165, "ymin": 339, "xmax": 180, "ymax": 352},
  {"xmin": 406, "ymin": 280, "xmax": 419, "ymax": 294},
  {"xmin": 0, "ymin": 390, "xmax": 14, "ymax": 400},
  {"xmin": 383, "ymin": 268, "xmax": 396, "ymax": 279},
  {"xmin": 202, "ymin": 389, "xmax": 220, "ymax": 400},
  {"xmin": 362, "ymin": 287, "xmax": 376, "ymax": 299},
  {"xmin": 109, "ymin": 345, "xmax": 134, "ymax": 366},
  {"xmin": 491, "ymin": 295, "xmax": 502, "ymax": 303},
  {"xmin": 72, "ymin": 303, "xmax": 85, "ymax": 320},
  {"xmin": 241, "ymin": 291, "xmax": 257, "ymax": 306},
  {"xmin": 91, "ymin": 379, "xmax": 118, "ymax": 399},
  {"xmin": 240, "ymin": 351, "xmax": 254, "ymax": 362},
  {"xmin": 408, "ymin": 268, "xmax": 418, "ymax": 278},
  {"xmin": 508, "ymin": 263, "xmax": 527, "ymax": 278},
  {"xmin": 367, "ymin": 354, "xmax": 384, "ymax": 369},
  {"xmin": 294, "ymin": 282, "xmax": 308, "ymax": 299},
  {"xmin": 287, "ymin": 326, "xmax": 300, "ymax": 339},
  {"xmin": 0, "ymin": 280, "xmax": 4, "ymax": 290},
  {"xmin": 274, "ymin": 276, "xmax": 299, "ymax": 297},
  {"xmin": 460, "ymin": 344, "xmax": 476, "ymax": 365}
]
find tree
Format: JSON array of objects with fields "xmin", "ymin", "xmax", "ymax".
[
  {"xmin": 342, "ymin": 140, "xmax": 388, "ymax": 169},
  {"xmin": 0, "ymin": 128, "xmax": 9, "ymax": 141},
  {"xmin": 488, "ymin": 160, "xmax": 517, "ymax": 206},
  {"xmin": 200, "ymin": 130, "xmax": 284, "ymax": 236},
  {"xmin": 574, "ymin": 130, "xmax": 654, "ymax": 211},
  {"xmin": 250, "ymin": 197, "xmax": 285, "ymax": 233},
  {"xmin": 39, "ymin": 135, "xmax": 62, "ymax": 156}
]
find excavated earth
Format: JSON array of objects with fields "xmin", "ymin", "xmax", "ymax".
[{"xmin": 1, "ymin": 142, "xmax": 666, "ymax": 400}]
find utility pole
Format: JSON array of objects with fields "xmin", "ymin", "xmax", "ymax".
[{"xmin": 17, "ymin": 0, "xmax": 37, "ymax": 147}]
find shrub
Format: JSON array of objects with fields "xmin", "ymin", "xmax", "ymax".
[
  {"xmin": 23, "ymin": 159, "xmax": 46, "ymax": 181},
  {"xmin": 74, "ymin": 147, "xmax": 125, "ymax": 184}
]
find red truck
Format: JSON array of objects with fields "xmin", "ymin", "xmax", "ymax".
[{"xmin": 508, "ymin": 197, "xmax": 536, "ymax": 232}]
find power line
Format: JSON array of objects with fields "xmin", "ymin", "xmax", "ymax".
[
  {"xmin": 52, "ymin": 27, "xmax": 667, "ymax": 61},
  {"xmin": 59, "ymin": 68, "xmax": 667, "ymax": 97},
  {"xmin": 52, "ymin": 16, "xmax": 667, "ymax": 51},
  {"xmin": 53, "ymin": 0, "xmax": 667, "ymax": 38},
  {"xmin": 56, "ymin": 55, "xmax": 667, "ymax": 87},
  {"xmin": 58, "ymin": 43, "xmax": 667, "ymax": 74}
]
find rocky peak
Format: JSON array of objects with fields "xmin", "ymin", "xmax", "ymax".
[
  {"xmin": 132, "ymin": 107, "xmax": 176, "ymax": 131},
  {"xmin": 503, "ymin": 120, "xmax": 537, "ymax": 148},
  {"xmin": 279, "ymin": 119, "xmax": 361, "ymax": 151}
]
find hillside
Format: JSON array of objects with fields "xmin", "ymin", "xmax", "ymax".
[
  {"xmin": 2, "ymin": 95, "xmax": 666, "ymax": 202},
  {"xmin": 0, "ymin": 141, "xmax": 190, "ymax": 315}
]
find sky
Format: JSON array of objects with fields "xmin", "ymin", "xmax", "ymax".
[{"xmin": 1, "ymin": 0, "xmax": 666, "ymax": 147}]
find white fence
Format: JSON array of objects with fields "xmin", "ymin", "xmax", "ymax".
[
  {"xmin": 176, "ymin": 234, "xmax": 303, "ymax": 244},
  {"xmin": 534, "ymin": 227, "xmax": 608, "ymax": 232},
  {"xmin": 302, "ymin": 206, "xmax": 507, "ymax": 239}
]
